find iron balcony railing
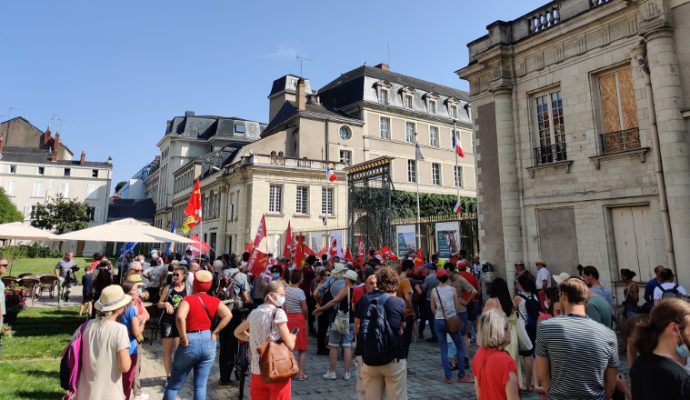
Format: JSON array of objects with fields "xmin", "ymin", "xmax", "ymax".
[
  {"xmin": 599, "ymin": 127, "xmax": 641, "ymax": 154},
  {"xmin": 534, "ymin": 143, "xmax": 568, "ymax": 165}
]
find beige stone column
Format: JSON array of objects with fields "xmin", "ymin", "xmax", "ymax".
[
  {"xmin": 492, "ymin": 86, "xmax": 524, "ymax": 282},
  {"xmin": 644, "ymin": 27, "xmax": 690, "ymax": 285},
  {"xmin": 218, "ymin": 182, "xmax": 229, "ymax": 253}
]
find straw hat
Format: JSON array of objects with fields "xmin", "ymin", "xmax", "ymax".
[
  {"xmin": 343, "ymin": 269, "xmax": 358, "ymax": 282},
  {"xmin": 127, "ymin": 274, "xmax": 143, "ymax": 286},
  {"xmin": 94, "ymin": 285, "xmax": 132, "ymax": 312}
]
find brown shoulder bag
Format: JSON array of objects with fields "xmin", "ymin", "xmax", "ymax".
[{"xmin": 256, "ymin": 309, "xmax": 299, "ymax": 382}]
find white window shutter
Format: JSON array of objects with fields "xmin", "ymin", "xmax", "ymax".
[{"xmin": 94, "ymin": 206, "xmax": 101, "ymax": 222}]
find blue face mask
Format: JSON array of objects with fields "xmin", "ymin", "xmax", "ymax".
[
  {"xmin": 675, "ymin": 328, "xmax": 690, "ymax": 360},
  {"xmin": 138, "ymin": 287, "xmax": 143, "ymax": 296},
  {"xmin": 272, "ymin": 273, "xmax": 281, "ymax": 280}
]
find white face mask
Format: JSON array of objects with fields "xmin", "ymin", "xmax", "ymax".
[{"xmin": 272, "ymin": 293, "xmax": 285, "ymax": 307}]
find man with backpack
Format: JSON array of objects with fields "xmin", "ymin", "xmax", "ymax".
[
  {"xmin": 216, "ymin": 258, "xmax": 251, "ymax": 386},
  {"xmin": 653, "ymin": 268, "xmax": 688, "ymax": 306},
  {"xmin": 354, "ymin": 267, "xmax": 407, "ymax": 400}
]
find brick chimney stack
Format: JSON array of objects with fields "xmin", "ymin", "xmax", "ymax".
[
  {"xmin": 296, "ymin": 78, "xmax": 306, "ymax": 111},
  {"xmin": 374, "ymin": 63, "xmax": 390, "ymax": 71},
  {"xmin": 43, "ymin": 126, "xmax": 52, "ymax": 146},
  {"xmin": 80, "ymin": 150, "xmax": 86, "ymax": 165}
]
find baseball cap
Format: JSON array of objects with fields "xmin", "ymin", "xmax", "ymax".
[{"xmin": 436, "ymin": 268, "xmax": 449, "ymax": 278}]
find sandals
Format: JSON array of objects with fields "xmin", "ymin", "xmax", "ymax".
[{"xmin": 298, "ymin": 373, "xmax": 309, "ymax": 381}]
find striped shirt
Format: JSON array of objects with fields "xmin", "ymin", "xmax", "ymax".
[
  {"xmin": 535, "ymin": 314, "xmax": 619, "ymax": 400},
  {"xmin": 284, "ymin": 286, "xmax": 306, "ymax": 314}
]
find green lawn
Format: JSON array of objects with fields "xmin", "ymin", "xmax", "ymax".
[
  {"xmin": 5, "ymin": 257, "xmax": 92, "ymax": 277},
  {"xmin": 0, "ymin": 306, "xmax": 83, "ymax": 400}
]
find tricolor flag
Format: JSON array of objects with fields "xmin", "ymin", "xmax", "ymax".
[
  {"xmin": 452, "ymin": 130, "xmax": 465, "ymax": 158},
  {"xmin": 326, "ymin": 166, "xmax": 336, "ymax": 182},
  {"xmin": 253, "ymin": 215, "xmax": 267, "ymax": 248},
  {"xmin": 182, "ymin": 179, "xmax": 202, "ymax": 234},
  {"xmin": 453, "ymin": 198, "xmax": 462, "ymax": 214}
]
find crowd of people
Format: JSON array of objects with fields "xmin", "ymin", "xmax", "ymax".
[{"xmin": 52, "ymin": 246, "xmax": 690, "ymax": 400}]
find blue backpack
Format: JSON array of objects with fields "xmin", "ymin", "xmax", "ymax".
[{"xmin": 360, "ymin": 293, "xmax": 397, "ymax": 366}]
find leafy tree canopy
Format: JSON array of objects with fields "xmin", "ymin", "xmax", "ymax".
[
  {"xmin": 114, "ymin": 181, "xmax": 127, "ymax": 193},
  {"xmin": 30, "ymin": 196, "xmax": 90, "ymax": 234},
  {"xmin": 0, "ymin": 187, "xmax": 23, "ymax": 223}
]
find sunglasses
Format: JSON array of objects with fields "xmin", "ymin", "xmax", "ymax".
[
  {"xmin": 0, "ymin": 264, "xmax": 8, "ymax": 267},
  {"xmin": 173, "ymin": 273, "xmax": 181, "ymax": 277},
  {"xmin": 131, "ymin": 269, "xmax": 143, "ymax": 273}
]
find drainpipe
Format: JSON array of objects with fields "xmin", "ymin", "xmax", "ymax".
[{"xmin": 631, "ymin": 44, "xmax": 676, "ymax": 273}]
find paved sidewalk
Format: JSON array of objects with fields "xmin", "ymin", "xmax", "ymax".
[{"xmin": 139, "ymin": 333, "xmax": 543, "ymax": 400}]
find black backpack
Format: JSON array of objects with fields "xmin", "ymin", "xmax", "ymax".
[
  {"xmin": 360, "ymin": 293, "xmax": 397, "ymax": 366},
  {"xmin": 660, "ymin": 284, "xmax": 683, "ymax": 299},
  {"xmin": 215, "ymin": 270, "xmax": 241, "ymax": 301},
  {"xmin": 519, "ymin": 293, "xmax": 540, "ymax": 329}
]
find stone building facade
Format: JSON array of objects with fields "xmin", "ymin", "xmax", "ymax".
[{"xmin": 458, "ymin": 0, "xmax": 690, "ymax": 293}]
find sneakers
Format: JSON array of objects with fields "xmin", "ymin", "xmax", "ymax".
[
  {"xmin": 343, "ymin": 371, "xmax": 351, "ymax": 380},
  {"xmin": 132, "ymin": 393, "xmax": 149, "ymax": 400},
  {"xmin": 322, "ymin": 371, "xmax": 337, "ymax": 380},
  {"xmin": 458, "ymin": 375, "xmax": 475, "ymax": 383}
]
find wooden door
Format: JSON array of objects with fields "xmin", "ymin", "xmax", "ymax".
[{"xmin": 611, "ymin": 206, "xmax": 658, "ymax": 281}]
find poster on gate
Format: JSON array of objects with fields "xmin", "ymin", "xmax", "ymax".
[
  {"xmin": 435, "ymin": 221, "xmax": 461, "ymax": 259},
  {"xmin": 396, "ymin": 225, "xmax": 416, "ymax": 257}
]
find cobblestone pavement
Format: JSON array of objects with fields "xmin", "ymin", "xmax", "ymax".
[{"xmin": 139, "ymin": 332, "xmax": 543, "ymax": 400}]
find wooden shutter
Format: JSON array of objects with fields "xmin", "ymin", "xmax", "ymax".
[
  {"xmin": 598, "ymin": 66, "xmax": 638, "ymax": 133},
  {"xmin": 599, "ymin": 71, "xmax": 620, "ymax": 134},
  {"xmin": 617, "ymin": 67, "xmax": 638, "ymax": 130}
]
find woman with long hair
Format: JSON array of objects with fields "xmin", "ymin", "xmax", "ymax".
[
  {"xmin": 472, "ymin": 308, "xmax": 519, "ymax": 400},
  {"xmin": 285, "ymin": 269, "xmax": 309, "ymax": 381},
  {"xmin": 484, "ymin": 278, "xmax": 522, "ymax": 388},
  {"xmin": 513, "ymin": 273, "xmax": 537, "ymax": 391},
  {"xmin": 157, "ymin": 265, "xmax": 188, "ymax": 379},
  {"xmin": 431, "ymin": 268, "xmax": 473, "ymax": 384},
  {"xmin": 621, "ymin": 268, "xmax": 639, "ymax": 319},
  {"xmin": 234, "ymin": 280, "xmax": 296, "ymax": 400},
  {"xmin": 630, "ymin": 298, "xmax": 690, "ymax": 399}
]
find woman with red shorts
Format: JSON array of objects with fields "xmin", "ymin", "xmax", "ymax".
[{"xmin": 285, "ymin": 269, "xmax": 309, "ymax": 380}]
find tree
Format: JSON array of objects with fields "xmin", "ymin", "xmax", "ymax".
[
  {"xmin": 31, "ymin": 196, "xmax": 90, "ymax": 234},
  {"xmin": 115, "ymin": 181, "xmax": 127, "ymax": 193},
  {"xmin": 0, "ymin": 187, "xmax": 23, "ymax": 223}
]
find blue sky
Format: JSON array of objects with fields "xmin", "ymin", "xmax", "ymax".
[{"xmin": 1, "ymin": 0, "xmax": 546, "ymax": 187}]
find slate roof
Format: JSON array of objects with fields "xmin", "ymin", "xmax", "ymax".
[
  {"xmin": 319, "ymin": 65, "xmax": 469, "ymax": 101},
  {"xmin": 0, "ymin": 146, "xmax": 111, "ymax": 167},
  {"xmin": 261, "ymin": 101, "xmax": 363, "ymax": 138},
  {"xmin": 269, "ymin": 74, "xmax": 308, "ymax": 96}
]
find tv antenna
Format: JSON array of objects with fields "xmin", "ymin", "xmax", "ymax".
[
  {"xmin": 295, "ymin": 55, "xmax": 313, "ymax": 76},
  {"xmin": 50, "ymin": 114, "xmax": 67, "ymax": 130}
]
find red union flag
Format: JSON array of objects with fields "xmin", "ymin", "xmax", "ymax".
[
  {"xmin": 294, "ymin": 235, "xmax": 305, "ymax": 269},
  {"xmin": 182, "ymin": 179, "xmax": 202, "ymax": 234},
  {"xmin": 357, "ymin": 236, "xmax": 365, "ymax": 266},
  {"xmin": 344, "ymin": 247, "xmax": 354, "ymax": 263},
  {"xmin": 329, "ymin": 238, "xmax": 338, "ymax": 257},
  {"xmin": 413, "ymin": 248, "xmax": 425, "ymax": 268},
  {"xmin": 253, "ymin": 215, "xmax": 267, "ymax": 248},
  {"xmin": 187, "ymin": 234, "xmax": 211, "ymax": 256},
  {"xmin": 379, "ymin": 245, "xmax": 399, "ymax": 262},
  {"xmin": 248, "ymin": 248, "xmax": 269, "ymax": 277},
  {"xmin": 282, "ymin": 221, "xmax": 294, "ymax": 260}
]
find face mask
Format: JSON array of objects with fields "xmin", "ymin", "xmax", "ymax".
[
  {"xmin": 272, "ymin": 293, "xmax": 285, "ymax": 307},
  {"xmin": 272, "ymin": 273, "xmax": 281, "ymax": 280},
  {"xmin": 138, "ymin": 287, "xmax": 143, "ymax": 295},
  {"xmin": 676, "ymin": 329, "xmax": 690, "ymax": 360}
]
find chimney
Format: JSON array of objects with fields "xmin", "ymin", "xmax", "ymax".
[
  {"xmin": 375, "ymin": 63, "xmax": 390, "ymax": 71},
  {"xmin": 296, "ymin": 78, "xmax": 306, "ymax": 111},
  {"xmin": 80, "ymin": 150, "xmax": 86, "ymax": 165},
  {"xmin": 43, "ymin": 126, "xmax": 52, "ymax": 146},
  {"xmin": 0, "ymin": 137, "xmax": 4, "ymax": 155}
]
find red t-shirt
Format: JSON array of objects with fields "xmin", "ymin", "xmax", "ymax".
[
  {"xmin": 352, "ymin": 284, "xmax": 366, "ymax": 307},
  {"xmin": 184, "ymin": 293, "xmax": 220, "ymax": 332},
  {"xmin": 472, "ymin": 347, "xmax": 517, "ymax": 400},
  {"xmin": 459, "ymin": 271, "xmax": 479, "ymax": 301}
]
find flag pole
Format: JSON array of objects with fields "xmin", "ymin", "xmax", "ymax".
[{"xmin": 415, "ymin": 133, "xmax": 421, "ymax": 250}]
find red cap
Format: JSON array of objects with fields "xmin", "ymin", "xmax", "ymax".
[{"xmin": 436, "ymin": 268, "xmax": 449, "ymax": 278}]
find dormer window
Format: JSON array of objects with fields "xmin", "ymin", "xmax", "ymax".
[
  {"xmin": 374, "ymin": 80, "xmax": 392, "ymax": 105},
  {"xmin": 423, "ymin": 92, "xmax": 439, "ymax": 114},
  {"xmin": 450, "ymin": 104, "xmax": 458, "ymax": 118},
  {"xmin": 380, "ymin": 89, "xmax": 389, "ymax": 105},
  {"xmin": 399, "ymin": 86, "xmax": 415, "ymax": 109},
  {"xmin": 429, "ymin": 100, "xmax": 437, "ymax": 114},
  {"xmin": 404, "ymin": 95, "xmax": 413, "ymax": 109}
]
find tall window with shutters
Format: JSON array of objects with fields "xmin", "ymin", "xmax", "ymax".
[{"xmin": 597, "ymin": 66, "xmax": 640, "ymax": 154}]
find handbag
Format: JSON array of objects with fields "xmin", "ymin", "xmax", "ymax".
[
  {"xmin": 196, "ymin": 295, "xmax": 221, "ymax": 331},
  {"xmin": 515, "ymin": 307, "xmax": 534, "ymax": 352},
  {"xmin": 257, "ymin": 309, "xmax": 300, "ymax": 383},
  {"xmin": 332, "ymin": 287, "xmax": 351, "ymax": 335},
  {"xmin": 436, "ymin": 287, "xmax": 461, "ymax": 334}
]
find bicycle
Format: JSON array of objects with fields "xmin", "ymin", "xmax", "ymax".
[{"xmin": 229, "ymin": 302, "xmax": 256, "ymax": 400}]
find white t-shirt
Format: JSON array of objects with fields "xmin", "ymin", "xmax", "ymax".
[
  {"xmin": 536, "ymin": 267, "xmax": 552, "ymax": 289},
  {"xmin": 248, "ymin": 304, "xmax": 288, "ymax": 375},
  {"xmin": 77, "ymin": 319, "xmax": 130, "ymax": 400},
  {"xmin": 653, "ymin": 282, "xmax": 688, "ymax": 300}
]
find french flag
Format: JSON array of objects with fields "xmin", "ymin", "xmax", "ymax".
[
  {"xmin": 452, "ymin": 131, "xmax": 465, "ymax": 158},
  {"xmin": 326, "ymin": 166, "xmax": 337, "ymax": 182},
  {"xmin": 453, "ymin": 198, "xmax": 462, "ymax": 214}
]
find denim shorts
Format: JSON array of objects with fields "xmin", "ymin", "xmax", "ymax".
[{"xmin": 328, "ymin": 322, "xmax": 354, "ymax": 348}]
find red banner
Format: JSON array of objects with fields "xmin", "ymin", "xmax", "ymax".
[
  {"xmin": 413, "ymin": 248, "xmax": 425, "ymax": 268},
  {"xmin": 329, "ymin": 238, "xmax": 337, "ymax": 258},
  {"xmin": 182, "ymin": 179, "xmax": 202, "ymax": 234},
  {"xmin": 253, "ymin": 215, "xmax": 267, "ymax": 248},
  {"xmin": 379, "ymin": 245, "xmax": 399, "ymax": 262},
  {"xmin": 294, "ymin": 236, "xmax": 305, "ymax": 269},
  {"xmin": 344, "ymin": 247, "xmax": 354, "ymax": 263},
  {"xmin": 357, "ymin": 236, "xmax": 365, "ymax": 266},
  {"xmin": 282, "ymin": 221, "xmax": 293, "ymax": 260},
  {"xmin": 248, "ymin": 248, "xmax": 269, "ymax": 277},
  {"xmin": 187, "ymin": 234, "xmax": 211, "ymax": 256}
]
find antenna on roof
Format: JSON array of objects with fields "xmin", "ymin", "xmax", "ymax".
[
  {"xmin": 295, "ymin": 55, "xmax": 313, "ymax": 76},
  {"xmin": 387, "ymin": 42, "xmax": 391, "ymax": 66},
  {"xmin": 50, "ymin": 114, "xmax": 67, "ymax": 130}
]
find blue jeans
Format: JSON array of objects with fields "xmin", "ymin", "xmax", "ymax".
[
  {"xmin": 163, "ymin": 330, "xmax": 216, "ymax": 400},
  {"xmin": 434, "ymin": 319, "xmax": 466, "ymax": 379},
  {"xmin": 458, "ymin": 311, "xmax": 468, "ymax": 336}
]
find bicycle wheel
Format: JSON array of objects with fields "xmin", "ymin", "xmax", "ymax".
[{"xmin": 238, "ymin": 342, "xmax": 249, "ymax": 400}]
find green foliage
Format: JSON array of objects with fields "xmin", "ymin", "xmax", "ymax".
[
  {"xmin": 114, "ymin": 180, "xmax": 127, "ymax": 193},
  {"xmin": 30, "ymin": 196, "xmax": 90, "ymax": 234},
  {"xmin": 0, "ymin": 187, "xmax": 23, "ymax": 223},
  {"xmin": 0, "ymin": 246, "xmax": 62, "ymax": 260},
  {"xmin": 350, "ymin": 187, "xmax": 476, "ymax": 219}
]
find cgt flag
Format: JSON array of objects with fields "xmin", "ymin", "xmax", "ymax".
[
  {"xmin": 344, "ymin": 247, "xmax": 354, "ymax": 263},
  {"xmin": 282, "ymin": 221, "xmax": 294, "ymax": 260},
  {"xmin": 379, "ymin": 245, "xmax": 399, "ymax": 262},
  {"xmin": 253, "ymin": 215, "xmax": 267, "ymax": 248},
  {"xmin": 293, "ymin": 235, "xmax": 305, "ymax": 269},
  {"xmin": 182, "ymin": 179, "xmax": 202, "ymax": 234},
  {"xmin": 248, "ymin": 248, "xmax": 269, "ymax": 277},
  {"xmin": 329, "ymin": 238, "xmax": 338, "ymax": 258},
  {"xmin": 413, "ymin": 248, "xmax": 425, "ymax": 268},
  {"xmin": 357, "ymin": 236, "xmax": 365, "ymax": 266},
  {"xmin": 187, "ymin": 234, "xmax": 211, "ymax": 256}
]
